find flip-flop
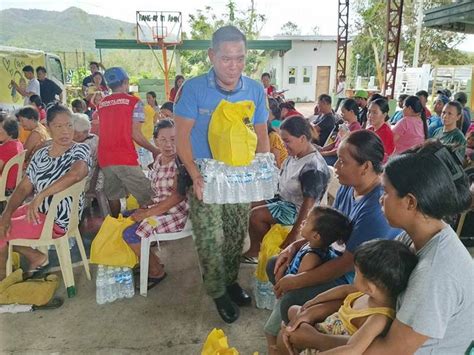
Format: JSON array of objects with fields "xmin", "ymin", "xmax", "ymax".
[
  {"xmin": 140, "ymin": 272, "xmax": 167, "ymax": 291},
  {"xmin": 33, "ymin": 297, "xmax": 64, "ymax": 311},
  {"xmin": 25, "ymin": 261, "xmax": 50, "ymax": 279},
  {"xmin": 241, "ymin": 256, "xmax": 258, "ymax": 265}
]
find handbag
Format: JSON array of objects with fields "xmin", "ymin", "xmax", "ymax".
[{"xmin": 90, "ymin": 214, "xmax": 138, "ymax": 268}]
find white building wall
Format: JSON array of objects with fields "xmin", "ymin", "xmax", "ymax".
[{"xmin": 266, "ymin": 40, "xmax": 338, "ymax": 102}]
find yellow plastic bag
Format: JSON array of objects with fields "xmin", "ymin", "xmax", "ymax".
[
  {"xmin": 0, "ymin": 269, "xmax": 59, "ymax": 306},
  {"xmin": 126, "ymin": 194, "xmax": 139, "ymax": 210},
  {"xmin": 208, "ymin": 99, "xmax": 257, "ymax": 166},
  {"xmin": 90, "ymin": 214, "xmax": 138, "ymax": 268},
  {"xmin": 201, "ymin": 328, "xmax": 239, "ymax": 355},
  {"xmin": 255, "ymin": 224, "xmax": 292, "ymax": 282}
]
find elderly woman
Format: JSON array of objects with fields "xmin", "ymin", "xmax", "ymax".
[
  {"xmin": 71, "ymin": 113, "xmax": 100, "ymax": 194},
  {"xmin": 245, "ymin": 116, "xmax": 330, "ymax": 259},
  {"xmin": 123, "ymin": 119, "xmax": 189, "ymax": 290},
  {"xmin": 0, "ymin": 104, "xmax": 89, "ymax": 280},
  {"xmin": 0, "ymin": 116, "xmax": 24, "ymax": 195},
  {"xmin": 267, "ymin": 130, "xmax": 400, "ymax": 348}
]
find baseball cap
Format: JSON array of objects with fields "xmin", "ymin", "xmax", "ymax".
[
  {"xmin": 104, "ymin": 67, "xmax": 129, "ymax": 88},
  {"xmin": 436, "ymin": 88, "xmax": 452, "ymax": 99},
  {"xmin": 435, "ymin": 94, "xmax": 450, "ymax": 105},
  {"xmin": 354, "ymin": 90, "xmax": 368, "ymax": 99}
]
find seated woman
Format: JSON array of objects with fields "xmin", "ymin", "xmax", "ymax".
[
  {"xmin": 15, "ymin": 106, "xmax": 50, "ymax": 165},
  {"xmin": 433, "ymin": 100, "xmax": 467, "ymax": 157},
  {"xmin": 280, "ymin": 140, "xmax": 473, "ymax": 354},
  {"xmin": 85, "ymin": 72, "xmax": 109, "ymax": 104},
  {"xmin": 0, "ymin": 116, "xmax": 24, "ymax": 195},
  {"xmin": 367, "ymin": 98, "xmax": 395, "ymax": 162},
  {"xmin": 123, "ymin": 119, "xmax": 189, "ymax": 290},
  {"xmin": 71, "ymin": 113, "xmax": 100, "ymax": 194},
  {"xmin": 0, "ymin": 104, "xmax": 90, "ymax": 280},
  {"xmin": 245, "ymin": 116, "xmax": 330, "ymax": 259},
  {"xmin": 268, "ymin": 122, "xmax": 288, "ymax": 169},
  {"xmin": 280, "ymin": 102, "xmax": 302, "ymax": 120},
  {"xmin": 392, "ymin": 95, "xmax": 428, "ymax": 154},
  {"xmin": 265, "ymin": 130, "xmax": 401, "ymax": 342},
  {"xmin": 319, "ymin": 99, "xmax": 361, "ymax": 166}
]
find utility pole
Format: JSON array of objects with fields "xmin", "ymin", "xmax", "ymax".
[{"xmin": 413, "ymin": 0, "xmax": 424, "ymax": 67}]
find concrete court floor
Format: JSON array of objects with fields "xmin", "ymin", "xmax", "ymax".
[{"xmin": 0, "ymin": 236, "xmax": 270, "ymax": 354}]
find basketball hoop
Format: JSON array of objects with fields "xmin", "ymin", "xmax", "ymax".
[{"xmin": 136, "ymin": 11, "xmax": 183, "ymax": 97}]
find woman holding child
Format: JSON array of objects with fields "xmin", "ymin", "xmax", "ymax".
[
  {"xmin": 264, "ymin": 130, "xmax": 400, "ymax": 353},
  {"xmin": 279, "ymin": 140, "xmax": 473, "ymax": 354}
]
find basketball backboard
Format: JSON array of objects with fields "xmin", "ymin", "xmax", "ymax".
[{"xmin": 136, "ymin": 11, "xmax": 182, "ymax": 46}]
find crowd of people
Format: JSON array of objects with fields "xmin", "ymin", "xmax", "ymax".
[{"xmin": 0, "ymin": 25, "xmax": 473, "ymax": 354}]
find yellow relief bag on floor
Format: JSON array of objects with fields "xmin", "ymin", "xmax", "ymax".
[
  {"xmin": 201, "ymin": 328, "xmax": 239, "ymax": 355},
  {"xmin": 208, "ymin": 99, "xmax": 257, "ymax": 166},
  {"xmin": 90, "ymin": 214, "xmax": 138, "ymax": 268},
  {"xmin": 0, "ymin": 269, "xmax": 59, "ymax": 306},
  {"xmin": 255, "ymin": 224, "xmax": 292, "ymax": 282}
]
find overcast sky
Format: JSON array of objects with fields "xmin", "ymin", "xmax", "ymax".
[{"xmin": 2, "ymin": 0, "xmax": 473, "ymax": 51}]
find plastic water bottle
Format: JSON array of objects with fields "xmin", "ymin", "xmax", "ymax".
[
  {"xmin": 264, "ymin": 282, "xmax": 276, "ymax": 310},
  {"xmin": 106, "ymin": 266, "xmax": 117, "ymax": 303},
  {"xmin": 122, "ymin": 268, "xmax": 135, "ymax": 298},
  {"xmin": 114, "ymin": 267, "xmax": 124, "ymax": 299},
  {"xmin": 96, "ymin": 265, "xmax": 107, "ymax": 305}
]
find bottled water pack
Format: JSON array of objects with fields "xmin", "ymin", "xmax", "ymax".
[
  {"xmin": 96, "ymin": 265, "xmax": 135, "ymax": 304},
  {"xmin": 200, "ymin": 152, "xmax": 279, "ymax": 204}
]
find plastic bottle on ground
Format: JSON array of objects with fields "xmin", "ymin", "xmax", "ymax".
[{"xmin": 96, "ymin": 265, "xmax": 107, "ymax": 305}]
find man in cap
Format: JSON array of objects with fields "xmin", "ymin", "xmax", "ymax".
[
  {"xmin": 354, "ymin": 90, "xmax": 368, "ymax": 128},
  {"xmin": 97, "ymin": 67, "xmax": 159, "ymax": 217}
]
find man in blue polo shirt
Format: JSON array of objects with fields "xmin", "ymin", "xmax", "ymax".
[{"xmin": 175, "ymin": 25, "xmax": 270, "ymax": 323}]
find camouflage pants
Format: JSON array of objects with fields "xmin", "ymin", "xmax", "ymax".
[{"xmin": 189, "ymin": 194, "xmax": 250, "ymax": 298}]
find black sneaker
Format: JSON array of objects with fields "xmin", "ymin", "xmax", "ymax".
[
  {"xmin": 213, "ymin": 293, "xmax": 240, "ymax": 323},
  {"xmin": 227, "ymin": 282, "xmax": 252, "ymax": 306}
]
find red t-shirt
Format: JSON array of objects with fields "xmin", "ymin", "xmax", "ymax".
[
  {"xmin": 169, "ymin": 87, "xmax": 178, "ymax": 102},
  {"xmin": 97, "ymin": 93, "xmax": 140, "ymax": 168},
  {"xmin": 424, "ymin": 107, "xmax": 432, "ymax": 119},
  {"xmin": 368, "ymin": 123, "xmax": 395, "ymax": 162},
  {"xmin": 0, "ymin": 140, "xmax": 24, "ymax": 190},
  {"xmin": 266, "ymin": 85, "xmax": 276, "ymax": 96}
]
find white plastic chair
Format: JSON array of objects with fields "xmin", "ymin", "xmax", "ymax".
[
  {"xmin": 6, "ymin": 179, "xmax": 91, "ymax": 298},
  {"xmin": 0, "ymin": 150, "xmax": 26, "ymax": 202},
  {"xmin": 139, "ymin": 219, "xmax": 193, "ymax": 297}
]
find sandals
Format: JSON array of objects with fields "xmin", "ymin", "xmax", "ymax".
[
  {"xmin": 241, "ymin": 256, "xmax": 258, "ymax": 265},
  {"xmin": 33, "ymin": 297, "xmax": 64, "ymax": 311},
  {"xmin": 134, "ymin": 272, "xmax": 167, "ymax": 291},
  {"xmin": 25, "ymin": 260, "xmax": 50, "ymax": 279}
]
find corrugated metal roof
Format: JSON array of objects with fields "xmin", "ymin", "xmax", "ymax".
[
  {"xmin": 95, "ymin": 39, "xmax": 292, "ymax": 51},
  {"xmin": 423, "ymin": 1, "xmax": 474, "ymax": 34}
]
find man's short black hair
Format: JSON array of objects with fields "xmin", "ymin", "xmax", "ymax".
[
  {"xmin": 415, "ymin": 90, "xmax": 428, "ymax": 99},
  {"xmin": 212, "ymin": 25, "xmax": 247, "ymax": 51},
  {"xmin": 36, "ymin": 66, "xmax": 47, "ymax": 74},
  {"xmin": 261, "ymin": 72, "xmax": 271, "ymax": 79},
  {"xmin": 0, "ymin": 116, "xmax": 19, "ymax": 139},
  {"xmin": 90, "ymin": 61, "xmax": 99, "ymax": 67},
  {"xmin": 22, "ymin": 65, "xmax": 34, "ymax": 73},
  {"xmin": 318, "ymin": 94, "xmax": 332, "ymax": 105}
]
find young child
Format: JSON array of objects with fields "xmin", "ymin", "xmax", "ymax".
[
  {"xmin": 281, "ymin": 239, "xmax": 418, "ymax": 355},
  {"xmin": 265, "ymin": 206, "xmax": 353, "ymax": 354}
]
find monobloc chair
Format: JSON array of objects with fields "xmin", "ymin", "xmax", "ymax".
[
  {"xmin": 0, "ymin": 150, "xmax": 26, "ymax": 202},
  {"xmin": 139, "ymin": 219, "xmax": 193, "ymax": 297},
  {"xmin": 6, "ymin": 179, "xmax": 91, "ymax": 298}
]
